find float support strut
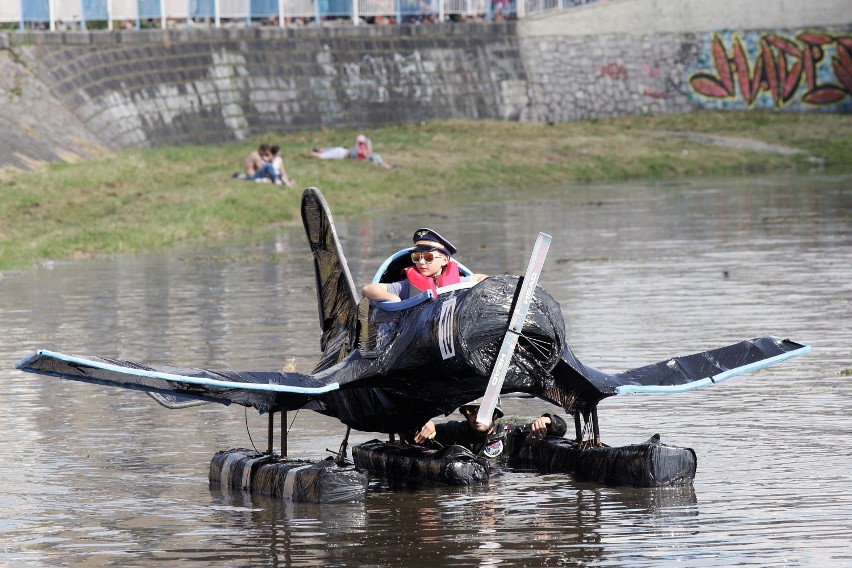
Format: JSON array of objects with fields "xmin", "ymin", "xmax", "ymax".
[
  {"xmin": 337, "ymin": 426, "xmax": 351, "ymax": 466},
  {"xmin": 281, "ymin": 410, "xmax": 288, "ymax": 458},
  {"xmin": 574, "ymin": 412, "xmax": 583, "ymax": 443},
  {"xmin": 591, "ymin": 405, "xmax": 601, "ymax": 446},
  {"xmin": 267, "ymin": 411, "xmax": 275, "ymax": 455}
]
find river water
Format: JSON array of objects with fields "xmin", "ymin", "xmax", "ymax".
[{"xmin": 1, "ymin": 174, "xmax": 850, "ymax": 566}]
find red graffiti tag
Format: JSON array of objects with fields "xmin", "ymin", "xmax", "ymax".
[
  {"xmin": 643, "ymin": 64, "xmax": 661, "ymax": 78},
  {"xmin": 689, "ymin": 31, "xmax": 852, "ymax": 107},
  {"xmin": 596, "ymin": 63, "xmax": 628, "ymax": 81}
]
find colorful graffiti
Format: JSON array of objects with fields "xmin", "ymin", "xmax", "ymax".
[{"xmin": 689, "ymin": 31, "xmax": 852, "ymax": 108}]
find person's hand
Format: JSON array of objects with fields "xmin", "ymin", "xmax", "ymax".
[
  {"xmin": 528, "ymin": 416, "xmax": 551, "ymax": 439},
  {"xmin": 414, "ymin": 420, "xmax": 436, "ymax": 443}
]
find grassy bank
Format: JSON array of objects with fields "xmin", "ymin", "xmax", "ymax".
[{"xmin": 1, "ymin": 111, "xmax": 849, "ymax": 272}]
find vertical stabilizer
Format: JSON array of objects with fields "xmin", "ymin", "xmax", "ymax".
[{"xmin": 301, "ymin": 188, "xmax": 360, "ymax": 372}]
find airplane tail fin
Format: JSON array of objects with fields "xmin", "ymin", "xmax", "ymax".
[{"xmin": 301, "ymin": 187, "xmax": 360, "ymax": 373}]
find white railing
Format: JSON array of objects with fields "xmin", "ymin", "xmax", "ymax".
[{"xmin": 0, "ymin": 0, "xmax": 600, "ymax": 29}]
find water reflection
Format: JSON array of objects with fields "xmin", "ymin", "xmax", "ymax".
[
  {"xmin": 203, "ymin": 476, "xmax": 698, "ymax": 567},
  {"xmin": 1, "ymin": 174, "xmax": 850, "ymax": 566}
]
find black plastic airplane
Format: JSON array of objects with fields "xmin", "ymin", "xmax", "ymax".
[{"xmin": 16, "ymin": 187, "xmax": 810, "ymax": 444}]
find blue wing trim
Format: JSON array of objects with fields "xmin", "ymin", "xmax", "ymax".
[
  {"xmin": 615, "ymin": 343, "xmax": 812, "ymax": 395},
  {"xmin": 20, "ymin": 349, "xmax": 340, "ymax": 394}
]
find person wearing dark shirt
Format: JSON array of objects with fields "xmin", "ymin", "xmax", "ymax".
[{"xmin": 408, "ymin": 398, "xmax": 568, "ymax": 460}]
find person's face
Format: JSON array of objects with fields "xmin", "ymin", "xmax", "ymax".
[
  {"xmin": 412, "ymin": 250, "xmax": 447, "ymax": 278},
  {"xmin": 463, "ymin": 406, "xmax": 493, "ymax": 433}
]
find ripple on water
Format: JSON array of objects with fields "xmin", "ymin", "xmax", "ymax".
[{"xmin": 0, "ymin": 175, "xmax": 850, "ymax": 566}]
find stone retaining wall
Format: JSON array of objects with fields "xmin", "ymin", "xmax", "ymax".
[
  {"xmin": 2, "ymin": 23, "xmax": 527, "ymax": 167},
  {"xmin": 1, "ymin": 0, "xmax": 850, "ymax": 173}
]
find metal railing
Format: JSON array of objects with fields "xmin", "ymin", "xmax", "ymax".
[{"xmin": 0, "ymin": 0, "xmax": 601, "ymax": 29}]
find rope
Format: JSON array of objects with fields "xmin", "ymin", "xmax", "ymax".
[{"xmin": 245, "ymin": 407, "xmax": 259, "ymax": 453}]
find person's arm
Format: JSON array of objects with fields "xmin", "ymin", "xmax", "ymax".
[
  {"xmin": 361, "ymin": 283, "xmax": 401, "ymax": 302},
  {"xmin": 431, "ymin": 420, "xmax": 468, "ymax": 448},
  {"xmin": 279, "ymin": 162, "xmax": 295, "ymax": 187},
  {"xmin": 528, "ymin": 413, "xmax": 567, "ymax": 439},
  {"xmin": 245, "ymin": 152, "xmax": 258, "ymax": 175}
]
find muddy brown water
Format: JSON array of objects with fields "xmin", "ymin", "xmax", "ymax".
[{"xmin": 1, "ymin": 174, "xmax": 850, "ymax": 566}]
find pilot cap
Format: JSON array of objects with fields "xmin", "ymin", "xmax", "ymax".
[
  {"xmin": 459, "ymin": 397, "xmax": 504, "ymax": 419},
  {"xmin": 411, "ymin": 227, "xmax": 457, "ymax": 256}
]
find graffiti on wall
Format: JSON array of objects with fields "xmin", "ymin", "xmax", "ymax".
[
  {"xmin": 596, "ymin": 63, "xmax": 628, "ymax": 81},
  {"xmin": 689, "ymin": 31, "xmax": 852, "ymax": 109},
  {"xmin": 317, "ymin": 45, "xmax": 435, "ymax": 104}
]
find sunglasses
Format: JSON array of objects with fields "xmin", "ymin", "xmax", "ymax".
[
  {"xmin": 461, "ymin": 406, "xmax": 479, "ymax": 417},
  {"xmin": 411, "ymin": 251, "xmax": 445, "ymax": 263}
]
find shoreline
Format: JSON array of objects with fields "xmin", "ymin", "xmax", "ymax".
[{"xmin": 1, "ymin": 112, "xmax": 850, "ymax": 273}]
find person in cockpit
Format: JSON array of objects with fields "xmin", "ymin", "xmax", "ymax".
[{"xmin": 361, "ymin": 228, "xmax": 487, "ymax": 303}]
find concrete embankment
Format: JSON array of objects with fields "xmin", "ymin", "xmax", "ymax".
[{"xmin": 0, "ymin": 0, "xmax": 849, "ymax": 173}]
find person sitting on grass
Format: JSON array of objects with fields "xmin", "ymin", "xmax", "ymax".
[
  {"xmin": 246, "ymin": 144, "xmax": 273, "ymax": 179},
  {"xmin": 349, "ymin": 134, "xmax": 392, "ymax": 169},
  {"xmin": 269, "ymin": 145, "xmax": 296, "ymax": 187}
]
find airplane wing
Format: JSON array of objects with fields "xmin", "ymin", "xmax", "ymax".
[
  {"xmin": 549, "ymin": 336, "xmax": 811, "ymax": 414},
  {"xmin": 15, "ymin": 349, "xmax": 340, "ymax": 413},
  {"xmin": 612, "ymin": 336, "xmax": 811, "ymax": 394}
]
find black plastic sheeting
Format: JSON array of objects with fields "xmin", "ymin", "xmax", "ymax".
[
  {"xmin": 301, "ymin": 188, "xmax": 360, "ymax": 373},
  {"xmin": 352, "ymin": 440, "xmax": 490, "ymax": 486},
  {"xmin": 312, "ymin": 273, "xmax": 567, "ymax": 433},
  {"xmin": 548, "ymin": 336, "xmax": 809, "ymax": 414},
  {"xmin": 210, "ymin": 448, "xmax": 367, "ymax": 503},
  {"xmin": 15, "ymin": 350, "xmax": 317, "ymax": 414},
  {"xmin": 512, "ymin": 434, "xmax": 697, "ymax": 487}
]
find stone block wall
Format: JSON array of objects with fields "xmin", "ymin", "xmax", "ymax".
[
  {"xmin": 1, "ymin": 0, "xmax": 850, "ymax": 173},
  {"xmin": 3, "ymin": 24, "xmax": 529, "ymax": 158},
  {"xmin": 518, "ymin": 32, "xmax": 700, "ymax": 123},
  {"xmin": 518, "ymin": 26, "xmax": 852, "ymax": 123}
]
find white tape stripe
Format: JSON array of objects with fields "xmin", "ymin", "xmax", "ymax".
[
  {"xmin": 439, "ymin": 297, "xmax": 457, "ymax": 360},
  {"xmin": 219, "ymin": 451, "xmax": 244, "ymax": 487},
  {"xmin": 241, "ymin": 456, "xmax": 265, "ymax": 490},
  {"xmin": 282, "ymin": 464, "xmax": 314, "ymax": 500}
]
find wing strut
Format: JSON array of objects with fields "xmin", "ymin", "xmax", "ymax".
[{"xmin": 477, "ymin": 232, "xmax": 552, "ymax": 425}]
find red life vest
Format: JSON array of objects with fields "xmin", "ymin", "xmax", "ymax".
[{"xmin": 404, "ymin": 261, "xmax": 461, "ymax": 298}]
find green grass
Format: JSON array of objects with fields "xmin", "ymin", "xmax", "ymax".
[{"xmin": 1, "ymin": 111, "xmax": 850, "ymax": 272}]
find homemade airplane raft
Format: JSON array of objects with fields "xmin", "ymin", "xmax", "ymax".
[{"xmin": 15, "ymin": 187, "xmax": 810, "ymax": 496}]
